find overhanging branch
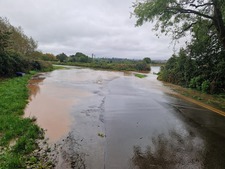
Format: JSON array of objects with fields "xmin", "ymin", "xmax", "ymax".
[
  {"xmin": 166, "ymin": 7, "xmax": 214, "ymax": 20},
  {"xmin": 190, "ymin": 3, "xmax": 213, "ymax": 8}
]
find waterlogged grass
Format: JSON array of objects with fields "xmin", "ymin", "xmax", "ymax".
[
  {"xmin": 0, "ymin": 75, "xmax": 44, "ymax": 169},
  {"xmin": 135, "ymin": 73, "xmax": 147, "ymax": 78}
]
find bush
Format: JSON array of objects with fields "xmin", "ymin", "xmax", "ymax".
[
  {"xmin": 31, "ymin": 60, "xmax": 53, "ymax": 71},
  {"xmin": 0, "ymin": 52, "xmax": 53, "ymax": 77},
  {"xmin": 201, "ymin": 80, "xmax": 210, "ymax": 93},
  {"xmin": 189, "ymin": 76, "xmax": 203, "ymax": 91},
  {"xmin": 0, "ymin": 52, "xmax": 31, "ymax": 76}
]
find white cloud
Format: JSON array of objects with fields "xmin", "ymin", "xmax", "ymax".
[{"xmin": 0, "ymin": 0, "xmax": 185, "ymax": 59}]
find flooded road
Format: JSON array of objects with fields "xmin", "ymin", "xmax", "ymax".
[{"xmin": 25, "ymin": 66, "xmax": 225, "ymax": 169}]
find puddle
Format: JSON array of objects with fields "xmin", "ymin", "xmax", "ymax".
[
  {"xmin": 24, "ymin": 72, "xmax": 91, "ymax": 142},
  {"xmin": 24, "ymin": 69, "xmax": 121, "ymax": 143}
]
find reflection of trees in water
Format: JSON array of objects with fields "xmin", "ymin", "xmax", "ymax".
[
  {"xmin": 132, "ymin": 131, "xmax": 225, "ymax": 169},
  {"xmin": 28, "ymin": 77, "xmax": 44, "ymax": 100}
]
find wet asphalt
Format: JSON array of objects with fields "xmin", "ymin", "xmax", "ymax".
[{"xmin": 26, "ymin": 66, "xmax": 225, "ymax": 169}]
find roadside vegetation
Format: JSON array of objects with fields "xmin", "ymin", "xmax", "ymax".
[
  {"xmin": 0, "ymin": 17, "xmax": 53, "ymax": 77},
  {"xmin": 0, "ymin": 74, "xmax": 54, "ymax": 168},
  {"xmin": 133, "ymin": 1, "xmax": 225, "ymax": 95},
  {"xmin": 54, "ymin": 52, "xmax": 151, "ymax": 72},
  {"xmin": 0, "ymin": 17, "xmax": 54, "ymax": 168},
  {"xmin": 164, "ymin": 82, "xmax": 225, "ymax": 112}
]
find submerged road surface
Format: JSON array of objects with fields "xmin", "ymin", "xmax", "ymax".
[{"xmin": 25, "ymin": 66, "xmax": 225, "ymax": 169}]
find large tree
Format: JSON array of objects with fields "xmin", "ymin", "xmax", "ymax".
[
  {"xmin": 0, "ymin": 17, "xmax": 37, "ymax": 55},
  {"xmin": 133, "ymin": 0, "xmax": 225, "ymax": 48}
]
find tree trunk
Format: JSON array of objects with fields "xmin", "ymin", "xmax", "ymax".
[{"xmin": 213, "ymin": 1, "xmax": 225, "ymax": 49}]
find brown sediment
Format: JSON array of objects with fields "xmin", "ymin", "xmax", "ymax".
[
  {"xmin": 25, "ymin": 92, "xmax": 74, "ymax": 142},
  {"xmin": 24, "ymin": 73, "xmax": 91, "ymax": 142}
]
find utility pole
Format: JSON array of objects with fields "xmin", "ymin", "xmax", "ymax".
[{"xmin": 92, "ymin": 53, "xmax": 95, "ymax": 62}]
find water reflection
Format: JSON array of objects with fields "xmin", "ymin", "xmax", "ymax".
[
  {"xmin": 27, "ymin": 75, "xmax": 45, "ymax": 101},
  {"xmin": 131, "ymin": 126, "xmax": 225, "ymax": 169},
  {"xmin": 150, "ymin": 66, "xmax": 160, "ymax": 74},
  {"xmin": 123, "ymin": 71, "xmax": 132, "ymax": 76},
  {"xmin": 131, "ymin": 130, "xmax": 204, "ymax": 169}
]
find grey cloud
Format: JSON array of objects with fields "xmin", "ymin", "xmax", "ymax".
[{"xmin": 0, "ymin": 0, "xmax": 184, "ymax": 59}]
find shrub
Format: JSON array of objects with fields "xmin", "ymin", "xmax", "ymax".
[
  {"xmin": 0, "ymin": 52, "xmax": 31, "ymax": 76},
  {"xmin": 189, "ymin": 76, "xmax": 203, "ymax": 91},
  {"xmin": 201, "ymin": 80, "xmax": 210, "ymax": 93},
  {"xmin": 31, "ymin": 60, "xmax": 52, "ymax": 71}
]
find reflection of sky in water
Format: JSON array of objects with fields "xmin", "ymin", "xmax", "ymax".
[
  {"xmin": 130, "ymin": 101, "xmax": 225, "ymax": 169},
  {"xmin": 150, "ymin": 66, "xmax": 160, "ymax": 74}
]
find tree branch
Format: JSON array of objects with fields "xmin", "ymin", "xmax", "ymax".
[
  {"xmin": 190, "ymin": 3, "xmax": 213, "ymax": 8},
  {"xmin": 167, "ymin": 7, "xmax": 214, "ymax": 20},
  {"xmin": 176, "ymin": 22, "xmax": 198, "ymax": 36}
]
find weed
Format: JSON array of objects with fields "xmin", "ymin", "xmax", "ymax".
[{"xmin": 135, "ymin": 73, "xmax": 147, "ymax": 78}]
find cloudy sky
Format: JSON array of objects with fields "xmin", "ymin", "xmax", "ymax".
[{"xmin": 0, "ymin": 0, "xmax": 185, "ymax": 59}]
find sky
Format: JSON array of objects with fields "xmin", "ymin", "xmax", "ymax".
[{"xmin": 0, "ymin": 0, "xmax": 185, "ymax": 60}]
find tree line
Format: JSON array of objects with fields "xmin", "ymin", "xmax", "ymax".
[
  {"xmin": 0, "ymin": 17, "xmax": 52, "ymax": 76},
  {"xmin": 133, "ymin": 0, "xmax": 225, "ymax": 94},
  {"xmin": 55, "ymin": 52, "xmax": 151, "ymax": 71}
]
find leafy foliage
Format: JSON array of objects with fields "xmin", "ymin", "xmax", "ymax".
[
  {"xmin": 133, "ymin": 0, "xmax": 225, "ymax": 48},
  {"xmin": 0, "ymin": 17, "xmax": 37, "ymax": 55},
  {"xmin": 134, "ymin": 0, "xmax": 225, "ymax": 94},
  {"xmin": 143, "ymin": 57, "xmax": 151, "ymax": 64},
  {"xmin": 159, "ymin": 37, "xmax": 225, "ymax": 93},
  {"xmin": 56, "ymin": 53, "xmax": 68, "ymax": 62},
  {"xmin": 69, "ymin": 52, "xmax": 89, "ymax": 63},
  {"xmin": 0, "ymin": 17, "xmax": 53, "ymax": 77}
]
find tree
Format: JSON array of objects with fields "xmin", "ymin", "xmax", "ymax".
[
  {"xmin": 0, "ymin": 17, "xmax": 38, "ymax": 55},
  {"xmin": 143, "ymin": 57, "xmax": 151, "ymax": 64},
  {"xmin": 69, "ymin": 52, "xmax": 89, "ymax": 63},
  {"xmin": 133, "ymin": 0, "xmax": 225, "ymax": 49},
  {"xmin": 56, "ymin": 53, "xmax": 68, "ymax": 62},
  {"xmin": 0, "ymin": 30, "xmax": 11, "ymax": 53},
  {"xmin": 41, "ymin": 53, "xmax": 56, "ymax": 61}
]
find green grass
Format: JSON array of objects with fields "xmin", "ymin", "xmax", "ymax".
[
  {"xmin": 135, "ymin": 73, "xmax": 147, "ymax": 78},
  {"xmin": 53, "ymin": 65, "xmax": 67, "ymax": 70},
  {"xmin": 0, "ymin": 75, "xmax": 44, "ymax": 169}
]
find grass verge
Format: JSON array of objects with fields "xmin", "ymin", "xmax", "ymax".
[
  {"xmin": 163, "ymin": 82, "xmax": 225, "ymax": 115},
  {"xmin": 0, "ymin": 74, "xmax": 52, "ymax": 169}
]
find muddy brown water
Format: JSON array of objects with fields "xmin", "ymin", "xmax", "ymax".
[{"xmin": 25, "ymin": 66, "xmax": 225, "ymax": 169}]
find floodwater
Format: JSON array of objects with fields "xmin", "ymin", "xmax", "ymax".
[{"xmin": 25, "ymin": 66, "xmax": 225, "ymax": 169}]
